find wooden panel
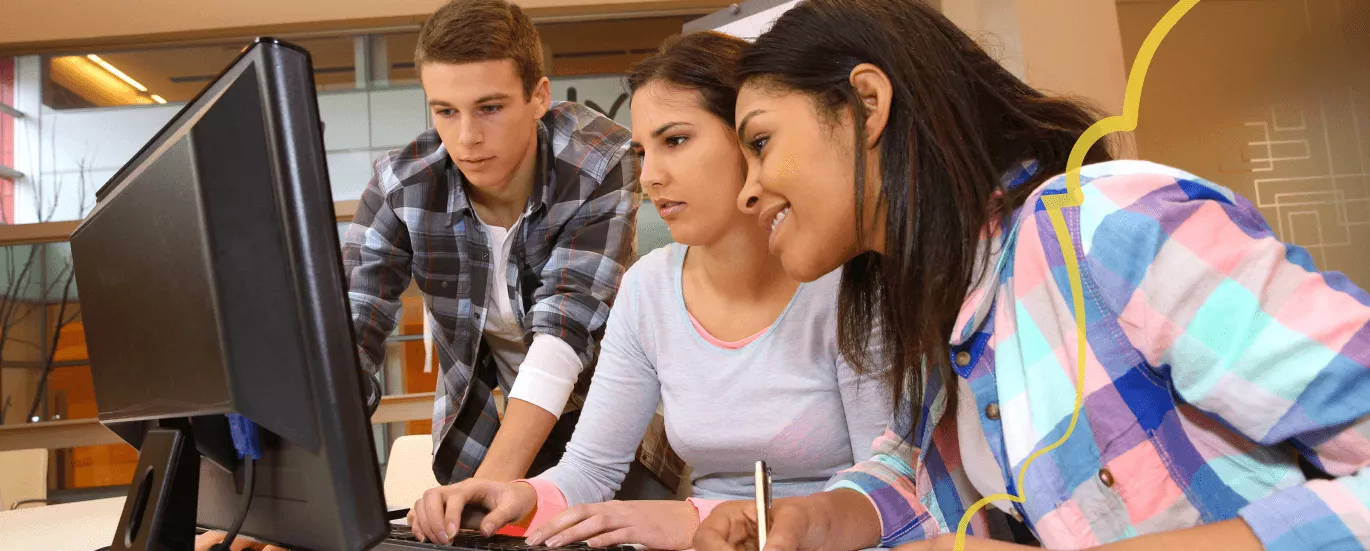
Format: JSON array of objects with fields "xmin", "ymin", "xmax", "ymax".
[
  {"xmin": 0, "ymin": 392, "xmax": 438, "ymax": 452},
  {"xmin": 0, "ymin": 200, "xmax": 358, "ymax": 248},
  {"xmin": 400, "ymin": 292, "xmax": 437, "ymax": 435},
  {"xmin": 0, "ymin": 0, "xmax": 731, "ymax": 56}
]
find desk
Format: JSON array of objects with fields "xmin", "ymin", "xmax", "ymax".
[{"xmin": 0, "ymin": 496, "xmax": 125, "ymax": 551}]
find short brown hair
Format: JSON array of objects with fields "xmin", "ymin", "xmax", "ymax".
[{"xmin": 415, "ymin": 0, "xmax": 545, "ymax": 97}]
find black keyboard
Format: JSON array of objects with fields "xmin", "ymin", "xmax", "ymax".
[{"xmin": 375, "ymin": 523, "xmax": 642, "ymax": 551}]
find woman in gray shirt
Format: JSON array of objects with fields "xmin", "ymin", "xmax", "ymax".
[{"xmin": 406, "ymin": 31, "xmax": 892, "ymax": 550}]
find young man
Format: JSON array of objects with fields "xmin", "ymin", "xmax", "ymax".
[{"xmin": 347, "ymin": 0, "xmax": 641, "ymax": 485}]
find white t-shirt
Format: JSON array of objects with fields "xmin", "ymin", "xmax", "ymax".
[{"xmin": 477, "ymin": 215, "xmax": 582, "ymax": 417}]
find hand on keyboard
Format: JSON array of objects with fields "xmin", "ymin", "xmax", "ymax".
[
  {"xmin": 524, "ymin": 500, "xmax": 699, "ymax": 550},
  {"xmin": 194, "ymin": 530, "xmax": 289, "ymax": 551},
  {"xmin": 409, "ymin": 479, "xmax": 538, "ymax": 544}
]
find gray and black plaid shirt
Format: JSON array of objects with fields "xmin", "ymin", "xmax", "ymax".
[{"xmin": 342, "ymin": 101, "xmax": 641, "ymax": 483}]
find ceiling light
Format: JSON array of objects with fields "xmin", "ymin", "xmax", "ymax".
[
  {"xmin": 86, "ymin": 54, "xmax": 148, "ymax": 92},
  {"xmin": 150, "ymin": 95, "xmax": 167, "ymax": 104}
]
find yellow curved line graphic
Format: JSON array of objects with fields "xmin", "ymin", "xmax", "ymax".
[{"xmin": 952, "ymin": 1, "xmax": 1201, "ymax": 549}]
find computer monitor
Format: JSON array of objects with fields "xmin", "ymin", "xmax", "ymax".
[{"xmin": 70, "ymin": 39, "xmax": 388, "ymax": 551}]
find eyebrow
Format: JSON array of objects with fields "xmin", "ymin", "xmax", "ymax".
[
  {"xmin": 426, "ymin": 93, "xmax": 512, "ymax": 108},
  {"xmin": 651, "ymin": 122, "xmax": 687, "ymax": 138},
  {"xmin": 736, "ymin": 109, "xmax": 767, "ymax": 140},
  {"xmin": 631, "ymin": 122, "xmax": 691, "ymax": 150}
]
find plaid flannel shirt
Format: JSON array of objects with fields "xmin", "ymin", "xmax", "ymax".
[
  {"xmin": 828, "ymin": 160, "xmax": 1370, "ymax": 550},
  {"xmin": 342, "ymin": 101, "xmax": 642, "ymax": 484}
]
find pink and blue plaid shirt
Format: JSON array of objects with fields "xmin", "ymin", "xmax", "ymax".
[{"xmin": 827, "ymin": 159, "xmax": 1370, "ymax": 550}]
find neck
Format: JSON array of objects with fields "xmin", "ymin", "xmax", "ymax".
[{"xmin": 690, "ymin": 220, "xmax": 794, "ymax": 299}]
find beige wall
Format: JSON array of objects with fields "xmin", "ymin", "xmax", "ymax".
[
  {"xmin": 1118, "ymin": 0, "xmax": 1370, "ymax": 286},
  {"xmin": 0, "ymin": 0, "xmax": 732, "ymax": 54},
  {"xmin": 942, "ymin": 0, "xmax": 1132, "ymax": 156}
]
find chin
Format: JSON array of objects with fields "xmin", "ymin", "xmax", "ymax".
[{"xmin": 778, "ymin": 252, "xmax": 839, "ymax": 283}]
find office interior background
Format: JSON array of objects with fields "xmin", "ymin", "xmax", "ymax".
[{"xmin": 0, "ymin": 0, "xmax": 1366, "ymax": 509}]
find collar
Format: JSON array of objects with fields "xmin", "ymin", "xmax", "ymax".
[
  {"xmin": 448, "ymin": 119, "xmax": 553, "ymax": 221},
  {"xmin": 949, "ymin": 159, "xmax": 1040, "ymax": 346}
]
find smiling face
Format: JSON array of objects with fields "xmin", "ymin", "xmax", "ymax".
[
  {"xmin": 734, "ymin": 84, "xmax": 876, "ymax": 281},
  {"xmin": 630, "ymin": 81, "xmax": 750, "ymax": 246},
  {"xmin": 420, "ymin": 59, "xmax": 550, "ymax": 192}
]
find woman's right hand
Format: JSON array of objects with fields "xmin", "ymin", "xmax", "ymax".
[
  {"xmin": 691, "ymin": 495, "xmax": 836, "ymax": 551},
  {"xmin": 407, "ymin": 479, "xmax": 538, "ymax": 544}
]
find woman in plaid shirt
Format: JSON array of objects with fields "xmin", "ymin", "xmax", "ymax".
[{"xmin": 694, "ymin": 0, "xmax": 1370, "ymax": 550}]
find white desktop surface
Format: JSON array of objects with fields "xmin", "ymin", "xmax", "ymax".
[{"xmin": 0, "ymin": 496, "xmax": 125, "ymax": 551}]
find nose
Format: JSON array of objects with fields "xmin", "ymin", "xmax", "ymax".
[
  {"xmin": 640, "ymin": 152, "xmax": 665, "ymax": 190},
  {"xmin": 456, "ymin": 115, "xmax": 483, "ymax": 148},
  {"xmin": 737, "ymin": 166, "xmax": 763, "ymax": 215}
]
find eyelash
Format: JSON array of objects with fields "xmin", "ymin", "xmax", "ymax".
[
  {"xmin": 746, "ymin": 135, "xmax": 769, "ymax": 154},
  {"xmin": 435, "ymin": 105, "xmax": 502, "ymax": 118},
  {"xmin": 665, "ymin": 136, "xmax": 687, "ymax": 147}
]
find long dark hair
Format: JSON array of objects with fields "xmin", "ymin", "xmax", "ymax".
[
  {"xmin": 738, "ymin": 0, "xmax": 1113, "ymax": 425},
  {"xmin": 627, "ymin": 31, "xmax": 749, "ymax": 124}
]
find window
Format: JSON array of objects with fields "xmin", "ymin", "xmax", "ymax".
[
  {"xmin": 539, "ymin": 16, "xmax": 691, "ymax": 77},
  {"xmin": 1, "ymin": 56, "xmax": 18, "ymax": 223},
  {"xmin": 371, "ymin": 15, "xmax": 693, "ymax": 87},
  {"xmin": 378, "ymin": 32, "xmax": 419, "ymax": 87},
  {"xmin": 43, "ymin": 36, "xmax": 358, "ymax": 110}
]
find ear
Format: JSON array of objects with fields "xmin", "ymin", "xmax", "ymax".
[
  {"xmin": 848, "ymin": 63, "xmax": 892, "ymax": 150},
  {"xmin": 531, "ymin": 76, "xmax": 552, "ymax": 117}
]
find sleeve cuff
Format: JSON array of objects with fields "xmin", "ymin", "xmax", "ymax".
[
  {"xmin": 1238, "ymin": 479, "xmax": 1370, "ymax": 551},
  {"xmin": 498, "ymin": 479, "xmax": 571, "ymax": 537},
  {"xmin": 508, "ymin": 335, "xmax": 584, "ymax": 417},
  {"xmin": 686, "ymin": 498, "xmax": 724, "ymax": 522}
]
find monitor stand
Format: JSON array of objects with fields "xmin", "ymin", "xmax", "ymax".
[{"xmin": 109, "ymin": 425, "xmax": 201, "ymax": 551}]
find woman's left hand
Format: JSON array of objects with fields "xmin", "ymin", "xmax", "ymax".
[
  {"xmin": 893, "ymin": 534, "xmax": 1042, "ymax": 551},
  {"xmin": 524, "ymin": 500, "xmax": 698, "ymax": 550}
]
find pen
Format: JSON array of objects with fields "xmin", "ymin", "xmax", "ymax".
[{"xmin": 755, "ymin": 460, "xmax": 772, "ymax": 550}]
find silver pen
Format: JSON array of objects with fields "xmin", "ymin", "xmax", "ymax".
[{"xmin": 755, "ymin": 460, "xmax": 773, "ymax": 550}]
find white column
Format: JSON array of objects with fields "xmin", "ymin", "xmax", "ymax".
[{"xmin": 12, "ymin": 56, "xmax": 43, "ymax": 224}]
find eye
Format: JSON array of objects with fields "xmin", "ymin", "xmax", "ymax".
[
  {"xmin": 480, "ymin": 104, "xmax": 503, "ymax": 115},
  {"xmin": 746, "ymin": 135, "xmax": 769, "ymax": 154},
  {"xmin": 665, "ymin": 135, "xmax": 688, "ymax": 147},
  {"xmin": 435, "ymin": 108, "xmax": 455, "ymax": 118}
]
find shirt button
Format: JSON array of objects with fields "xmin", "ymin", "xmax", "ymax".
[
  {"xmin": 985, "ymin": 402, "xmax": 1000, "ymax": 420},
  {"xmin": 441, "ymin": 281, "xmax": 449, "ymax": 288},
  {"xmin": 954, "ymin": 351, "xmax": 971, "ymax": 367},
  {"xmin": 480, "ymin": 253, "xmax": 490, "ymax": 261},
  {"xmin": 1098, "ymin": 468, "xmax": 1115, "ymax": 487}
]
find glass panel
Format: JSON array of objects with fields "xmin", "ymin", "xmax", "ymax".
[
  {"xmin": 45, "ymin": 37, "xmax": 358, "ymax": 109},
  {"xmin": 538, "ymin": 16, "xmax": 692, "ymax": 77},
  {"xmin": 381, "ymin": 32, "xmax": 419, "ymax": 87},
  {"xmin": 2, "ymin": 57, "xmax": 15, "ymax": 226}
]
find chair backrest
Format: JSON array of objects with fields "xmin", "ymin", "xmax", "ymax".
[
  {"xmin": 384, "ymin": 434, "xmax": 441, "ymax": 509},
  {"xmin": 0, "ymin": 449, "xmax": 49, "ymax": 509}
]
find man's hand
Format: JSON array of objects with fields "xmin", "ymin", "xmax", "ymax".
[
  {"xmin": 525, "ymin": 500, "xmax": 698, "ymax": 550},
  {"xmin": 692, "ymin": 496, "xmax": 835, "ymax": 551},
  {"xmin": 193, "ymin": 531, "xmax": 287, "ymax": 551},
  {"xmin": 408, "ymin": 479, "xmax": 539, "ymax": 544}
]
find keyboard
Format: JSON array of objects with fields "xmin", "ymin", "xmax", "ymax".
[{"xmin": 373, "ymin": 523, "xmax": 644, "ymax": 551}]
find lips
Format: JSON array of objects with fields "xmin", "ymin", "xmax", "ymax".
[
  {"xmin": 769, "ymin": 205, "xmax": 791, "ymax": 232},
  {"xmin": 459, "ymin": 156, "xmax": 493, "ymax": 168},
  {"xmin": 657, "ymin": 200, "xmax": 686, "ymax": 217},
  {"xmin": 758, "ymin": 203, "xmax": 792, "ymax": 254}
]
